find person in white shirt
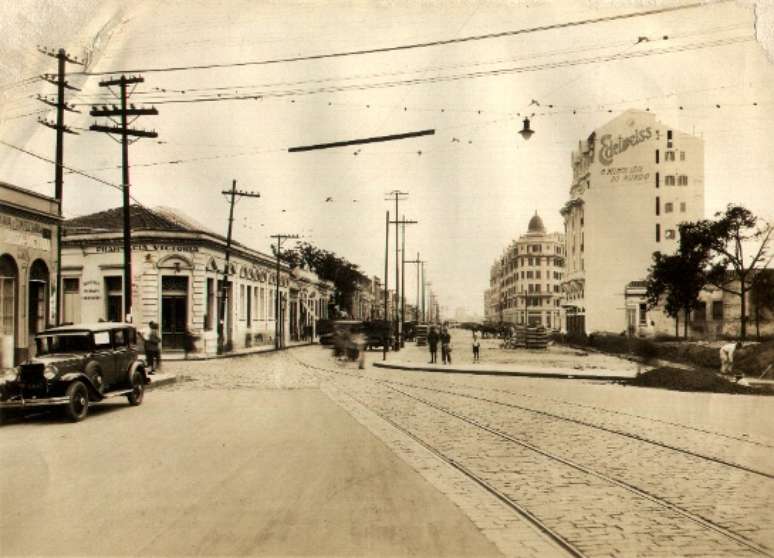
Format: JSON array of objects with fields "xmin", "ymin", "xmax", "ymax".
[
  {"xmin": 719, "ymin": 341, "xmax": 741, "ymax": 376},
  {"xmin": 472, "ymin": 330, "xmax": 481, "ymax": 362}
]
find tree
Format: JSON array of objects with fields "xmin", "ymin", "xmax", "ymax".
[
  {"xmin": 274, "ymin": 241, "xmax": 369, "ymax": 316},
  {"xmin": 646, "ymin": 222, "xmax": 709, "ymax": 338},
  {"xmin": 688, "ymin": 205, "xmax": 773, "ymax": 340},
  {"xmin": 751, "ymin": 270, "xmax": 774, "ymax": 339}
]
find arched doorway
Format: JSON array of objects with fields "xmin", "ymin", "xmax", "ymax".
[
  {"xmin": 28, "ymin": 259, "xmax": 49, "ymax": 337},
  {"xmin": 0, "ymin": 254, "xmax": 19, "ymax": 367}
]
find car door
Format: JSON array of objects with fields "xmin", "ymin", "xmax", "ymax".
[
  {"xmin": 91, "ymin": 330, "xmax": 117, "ymax": 390},
  {"xmin": 112, "ymin": 328, "xmax": 135, "ymax": 385}
]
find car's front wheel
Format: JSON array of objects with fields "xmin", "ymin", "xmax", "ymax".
[
  {"xmin": 64, "ymin": 381, "xmax": 89, "ymax": 422},
  {"xmin": 127, "ymin": 370, "xmax": 144, "ymax": 406}
]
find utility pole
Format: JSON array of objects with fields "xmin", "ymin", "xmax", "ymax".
[
  {"xmin": 424, "ymin": 279, "xmax": 431, "ymax": 323},
  {"xmin": 271, "ymin": 233, "xmax": 299, "ymax": 351},
  {"xmin": 89, "ymin": 75, "xmax": 158, "ymax": 323},
  {"xmin": 390, "ymin": 214, "xmax": 417, "ymax": 347},
  {"xmin": 405, "ymin": 253, "xmax": 424, "ymax": 322},
  {"xmin": 385, "ymin": 190, "xmax": 409, "ymax": 349},
  {"xmin": 37, "ymin": 46, "xmax": 83, "ymax": 325},
  {"xmin": 383, "ymin": 211, "xmax": 389, "ymax": 361},
  {"xmin": 217, "ymin": 180, "xmax": 260, "ymax": 354}
]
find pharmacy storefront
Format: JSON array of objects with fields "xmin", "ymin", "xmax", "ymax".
[{"xmin": 62, "ymin": 206, "xmax": 332, "ymax": 356}]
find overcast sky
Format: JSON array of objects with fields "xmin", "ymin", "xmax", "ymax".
[{"xmin": 2, "ymin": 0, "xmax": 773, "ymax": 317}]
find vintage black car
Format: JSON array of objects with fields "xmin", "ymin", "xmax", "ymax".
[{"xmin": 0, "ymin": 322, "xmax": 149, "ymax": 422}]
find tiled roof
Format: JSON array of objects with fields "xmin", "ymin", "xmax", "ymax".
[
  {"xmin": 64, "ymin": 204, "xmax": 219, "ymax": 238},
  {"xmin": 65, "ymin": 205, "xmax": 182, "ymax": 232}
]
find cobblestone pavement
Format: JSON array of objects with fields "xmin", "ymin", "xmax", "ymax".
[{"xmin": 165, "ymin": 346, "xmax": 774, "ymax": 557}]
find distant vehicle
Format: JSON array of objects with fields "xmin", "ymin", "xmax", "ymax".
[
  {"xmin": 415, "ymin": 324, "xmax": 429, "ymax": 346},
  {"xmin": 363, "ymin": 320, "xmax": 393, "ymax": 350},
  {"xmin": 0, "ymin": 323, "xmax": 149, "ymax": 422}
]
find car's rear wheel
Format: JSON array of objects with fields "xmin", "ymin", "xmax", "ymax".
[
  {"xmin": 127, "ymin": 370, "xmax": 144, "ymax": 406},
  {"xmin": 64, "ymin": 381, "xmax": 89, "ymax": 422}
]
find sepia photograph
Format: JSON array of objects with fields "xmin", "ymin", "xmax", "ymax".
[{"xmin": 1, "ymin": 1, "xmax": 773, "ymax": 556}]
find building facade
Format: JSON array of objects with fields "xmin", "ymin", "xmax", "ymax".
[
  {"xmin": 487, "ymin": 213, "xmax": 565, "ymax": 329},
  {"xmin": 625, "ymin": 271, "xmax": 774, "ymax": 339},
  {"xmin": 61, "ymin": 205, "xmax": 333, "ymax": 356},
  {"xmin": 0, "ymin": 182, "xmax": 60, "ymax": 366},
  {"xmin": 561, "ymin": 110, "xmax": 705, "ymax": 335}
]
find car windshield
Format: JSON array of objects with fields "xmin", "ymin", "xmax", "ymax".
[{"xmin": 35, "ymin": 333, "xmax": 92, "ymax": 355}]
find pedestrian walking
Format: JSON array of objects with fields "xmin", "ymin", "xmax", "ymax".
[
  {"xmin": 145, "ymin": 321, "xmax": 161, "ymax": 374},
  {"xmin": 719, "ymin": 340, "xmax": 742, "ymax": 378},
  {"xmin": 472, "ymin": 330, "xmax": 480, "ymax": 362},
  {"xmin": 428, "ymin": 326, "xmax": 439, "ymax": 363},
  {"xmin": 441, "ymin": 327, "xmax": 452, "ymax": 365}
]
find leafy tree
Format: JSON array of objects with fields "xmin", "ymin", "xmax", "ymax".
[
  {"xmin": 688, "ymin": 205, "xmax": 773, "ymax": 340},
  {"xmin": 274, "ymin": 241, "xmax": 369, "ymax": 316},
  {"xmin": 646, "ymin": 222, "xmax": 708, "ymax": 338}
]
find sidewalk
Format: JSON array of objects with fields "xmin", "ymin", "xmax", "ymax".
[
  {"xmin": 161, "ymin": 340, "xmax": 315, "ymax": 361},
  {"xmin": 373, "ymin": 360, "xmax": 639, "ymax": 380},
  {"xmin": 372, "ymin": 331, "xmax": 643, "ymax": 381}
]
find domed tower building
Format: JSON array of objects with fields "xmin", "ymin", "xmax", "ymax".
[{"xmin": 495, "ymin": 212, "xmax": 565, "ymax": 329}]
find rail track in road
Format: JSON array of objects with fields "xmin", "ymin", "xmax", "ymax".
[{"xmin": 291, "ymin": 351, "xmax": 774, "ymax": 557}]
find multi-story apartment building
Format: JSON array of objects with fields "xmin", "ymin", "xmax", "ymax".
[
  {"xmin": 486, "ymin": 213, "xmax": 565, "ymax": 329},
  {"xmin": 561, "ymin": 109, "xmax": 705, "ymax": 335}
]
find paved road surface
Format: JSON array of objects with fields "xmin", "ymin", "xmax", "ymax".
[
  {"xmin": 3, "ymin": 343, "xmax": 773, "ymax": 557},
  {"xmin": 0, "ymin": 371, "xmax": 500, "ymax": 556}
]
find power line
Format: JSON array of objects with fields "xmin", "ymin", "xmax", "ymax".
[
  {"xmin": 71, "ymin": 21, "xmax": 749, "ymax": 105},
  {"xmin": 0, "ymin": 139, "xmax": 156, "ymax": 210},
  {"xmin": 75, "ymin": 1, "xmax": 730, "ymax": 77},
  {"xmin": 71, "ymin": 35, "xmax": 753, "ymax": 107}
]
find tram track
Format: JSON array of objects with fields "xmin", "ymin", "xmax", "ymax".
[{"xmin": 291, "ymin": 351, "xmax": 774, "ymax": 556}]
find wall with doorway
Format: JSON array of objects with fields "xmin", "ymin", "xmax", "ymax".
[{"xmin": 0, "ymin": 182, "xmax": 60, "ymax": 366}]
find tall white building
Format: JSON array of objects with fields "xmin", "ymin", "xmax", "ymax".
[
  {"xmin": 561, "ymin": 110, "xmax": 704, "ymax": 335},
  {"xmin": 487, "ymin": 213, "xmax": 565, "ymax": 329}
]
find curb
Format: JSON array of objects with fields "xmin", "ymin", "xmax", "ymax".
[
  {"xmin": 145, "ymin": 373, "xmax": 177, "ymax": 390},
  {"xmin": 164, "ymin": 342, "xmax": 316, "ymax": 362},
  {"xmin": 372, "ymin": 361, "xmax": 635, "ymax": 381}
]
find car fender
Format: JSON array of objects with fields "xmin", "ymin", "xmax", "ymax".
[
  {"xmin": 127, "ymin": 359, "xmax": 147, "ymax": 384},
  {"xmin": 60, "ymin": 372, "xmax": 103, "ymax": 400}
]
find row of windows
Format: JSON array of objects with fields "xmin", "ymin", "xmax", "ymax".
[
  {"xmin": 502, "ymin": 296, "xmax": 561, "ymax": 308},
  {"xmin": 655, "ymin": 149, "xmax": 686, "ymax": 163},
  {"xmin": 656, "ymin": 198, "xmax": 687, "ymax": 215},
  {"xmin": 502, "ymin": 255, "xmax": 564, "ymax": 272},
  {"xmin": 655, "ymin": 172, "xmax": 689, "ymax": 188}
]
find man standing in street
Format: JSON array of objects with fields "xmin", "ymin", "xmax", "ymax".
[
  {"xmin": 428, "ymin": 326, "xmax": 439, "ymax": 364},
  {"xmin": 440, "ymin": 327, "xmax": 452, "ymax": 365},
  {"xmin": 145, "ymin": 321, "xmax": 161, "ymax": 375},
  {"xmin": 472, "ymin": 329, "xmax": 480, "ymax": 362}
]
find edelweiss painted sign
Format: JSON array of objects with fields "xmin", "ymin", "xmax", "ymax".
[{"xmin": 597, "ymin": 126, "xmax": 653, "ymax": 166}]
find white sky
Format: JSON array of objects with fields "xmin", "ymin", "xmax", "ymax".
[{"xmin": 1, "ymin": 0, "xmax": 774, "ymax": 318}]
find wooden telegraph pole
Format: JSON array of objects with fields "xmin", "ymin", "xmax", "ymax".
[
  {"xmin": 218, "ymin": 181, "xmax": 260, "ymax": 353},
  {"xmin": 37, "ymin": 47, "xmax": 83, "ymax": 325},
  {"xmin": 89, "ymin": 75, "xmax": 158, "ymax": 322}
]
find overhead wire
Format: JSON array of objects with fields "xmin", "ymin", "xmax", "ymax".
[
  {"xmin": 69, "ymin": 35, "xmax": 754, "ymax": 107},
  {"xmin": 0, "ymin": 139, "xmax": 162, "ymax": 219},
  {"xmin": 71, "ymin": 21, "xmax": 749, "ymax": 106},
  {"xmin": 74, "ymin": 0, "xmax": 732, "ymax": 77}
]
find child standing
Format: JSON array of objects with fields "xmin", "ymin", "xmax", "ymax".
[{"xmin": 472, "ymin": 330, "xmax": 480, "ymax": 362}]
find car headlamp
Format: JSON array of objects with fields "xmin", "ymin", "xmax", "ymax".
[
  {"xmin": 43, "ymin": 365, "xmax": 58, "ymax": 380},
  {"xmin": 1, "ymin": 367, "xmax": 20, "ymax": 383}
]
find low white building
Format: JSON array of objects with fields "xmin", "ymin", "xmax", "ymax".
[{"xmin": 61, "ymin": 205, "xmax": 333, "ymax": 356}]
